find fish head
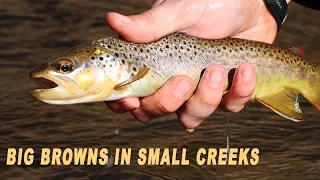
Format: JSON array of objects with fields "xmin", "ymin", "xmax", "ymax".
[{"xmin": 29, "ymin": 43, "xmax": 123, "ymax": 104}]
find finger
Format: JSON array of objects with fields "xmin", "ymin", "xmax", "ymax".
[
  {"xmin": 130, "ymin": 75, "xmax": 194, "ymax": 123},
  {"xmin": 106, "ymin": 0, "xmax": 183, "ymax": 43},
  {"xmin": 105, "ymin": 98, "xmax": 140, "ymax": 114},
  {"xmin": 177, "ymin": 65, "xmax": 226, "ymax": 129},
  {"xmin": 221, "ymin": 63, "xmax": 256, "ymax": 113}
]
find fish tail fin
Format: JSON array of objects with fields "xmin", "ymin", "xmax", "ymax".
[
  {"xmin": 255, "ymin": 64, "xmax": 319, "ymax": 121},
  {"xmin": 302, "ymin": 65, "xmax": 320, "ymax": 113}
]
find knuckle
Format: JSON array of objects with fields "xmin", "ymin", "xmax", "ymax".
[
  {"xmin": 199, "ymin": 96, "xmax": 221, "ymax": 109},
  {"xmin": 156, "ymin": 101, "xmax": 177, "ymax": 114},
  {"xmin": 232, "ymin": 89, "xmax": 252, "ymax": 99},
  {"xmin": 139, "ymin": 11, "xmax": 158, "ymax": 41},
  {"xmin": 141, "ymin": 11, "xmax": 154, "ymax": 24},
  {"xmin": 131, "ymin": 112, "xmax": 151, "ymax": 124}
]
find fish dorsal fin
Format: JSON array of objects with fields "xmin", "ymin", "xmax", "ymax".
[
  {"xmin": 288, "ymin": 46, "xmax": 304, "ymax": 57},
  {"xmin": 256, "ymin": 88, "xmax": 303, "ymax": 122},
  {"xmin": 114, "ymin": 67, "xmax": 149, "ymax": 90}
]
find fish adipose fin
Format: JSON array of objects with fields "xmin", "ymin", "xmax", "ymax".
[
  {"xmin": 114, "ymin": 67, "xmax": 149, "ymax": 90},
  {"xmin": 288, "ymin": 46, "xmax": 305, "ymax": 57},
  {"xmin": 256, "ymin": 88, "xmax": 303, "ymax": 122}
]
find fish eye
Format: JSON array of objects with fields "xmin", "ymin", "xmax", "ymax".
[
  {"xmin": 60, "ymin": 64, "xmax": 70, "ymax": 72},
  {"xmin": 55, "ymin": 58, "xmax": 74, "ymax": 73}
]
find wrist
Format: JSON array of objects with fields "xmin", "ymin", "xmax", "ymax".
[{"xmin": 263, "ymin": 0, "xmax": 289, "ymax": 31}]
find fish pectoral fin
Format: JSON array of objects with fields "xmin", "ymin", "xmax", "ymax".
[
  {"xmin": 288, "ymin": 46, "xmax": 304, "ymax": 57},
  {"xmin": 114, "ymin": 67, "xmax": 149, "ymax": 90},
  {"xmin": 256, "ymin": 88, "xmax": 304, "ymax": 122}
]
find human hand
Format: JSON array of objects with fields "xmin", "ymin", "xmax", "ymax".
[{"xmin": 105, "ymin": 0, "xmax": 286, "ymax": 130}]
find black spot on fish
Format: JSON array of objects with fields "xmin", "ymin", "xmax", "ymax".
[
  {"xmin": 140, "ymin": 49, "xmax": 143, "ymax": 52},
  {"xmin": 91, "ymin": 56, "xmax": 95, "ymax": 60},
  {"xmin": 166, "ymin": 45, "xmax": 169, "ymax": 48},
  {"xmin": 115, "ymin": 53, "xmax": 119, "ymax": 57},
  {"xmin": 133, "ymin": 67, "xmax": 136, "ymax": 71},
  {"xmin": 99, "ymin": 57, "xmax": 104, "ymax": 61},
  {"xmin": 121, "ymin": 60, "xmax": 125, "ymax": 64},
  {"xmin": 107, "ymin": 45, "xmax": 111, "ymax": 48}
]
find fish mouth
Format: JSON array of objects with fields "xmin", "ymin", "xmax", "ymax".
[
  {"xmin": 30, "ymin": 73, "xmax": 63, "ymax": 98},
  {"xmin": 34, "ymin": 77, "xmax": 59, "ymax": 90}
]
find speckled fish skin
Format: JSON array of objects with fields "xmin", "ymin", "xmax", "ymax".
[{"xmin": 30, "ymin": 33, "xmax": 320, "ymax": 121}]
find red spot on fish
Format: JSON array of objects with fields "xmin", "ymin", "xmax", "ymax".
[{"xmin": 275, "ymin": 58, "xmax": 284, "ymax": 62}]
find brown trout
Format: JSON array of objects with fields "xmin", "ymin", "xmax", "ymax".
[{"xmin": 29, "ymin": 33, "xmax": 320, "ymax": 122}]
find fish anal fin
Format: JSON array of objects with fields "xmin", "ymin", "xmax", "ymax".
[
  {"xmin": 288, "ymin": 46, "xmax": 305, "ymax": 57},
  {"xmin": 256, "ymin": 88, "xmax": 304, "ymax": 122},
  {"xmin": 114, "ymin": 67, "xmax": 149, "ymax": 90}
]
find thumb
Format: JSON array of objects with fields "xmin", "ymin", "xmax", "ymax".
[{"xmin": 106, "ymin": 1, "xmax": 182, "ymax": 43}]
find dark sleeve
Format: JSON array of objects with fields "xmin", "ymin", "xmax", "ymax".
[{"xmin": 292, "ymin": 0, "xmax": 320, "ymax": 10}]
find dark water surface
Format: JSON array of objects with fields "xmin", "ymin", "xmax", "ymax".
[{"xmin": 0, "ymin": 0, "xmax": 319, "ymax": 179}]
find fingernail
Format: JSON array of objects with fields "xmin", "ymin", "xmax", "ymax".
[
  {"xmin": 209, "ymin": 68, "xmax": 224, "ymax": 88},
  {"xmin": 114, "ymin": 13, "xmax": 132, "ymax": 24},
  {"xmin": 174, "ymin": 79, "xmax": 193, "ymax": 97},
  {"xmin": 241, "ymin": 68, "xmax": 253, "ymax": 83},
  {"xmin": 186, "ymin": 129, "xmax": 195, "ymax": 133}
]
